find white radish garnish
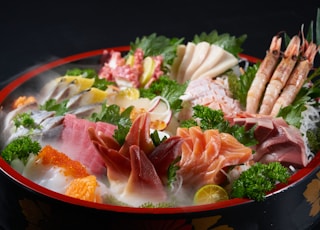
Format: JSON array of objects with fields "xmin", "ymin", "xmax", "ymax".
[{"xmin": 148, "ymin": 96, "xmax": 172, "ymax": 127}]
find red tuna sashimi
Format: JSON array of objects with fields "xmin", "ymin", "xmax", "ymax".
[
  {"xmin": 123, "ymin": 145, "xmax": 167, "ymax": 203},
  {"xmin": 60, "ymin": 114, "xmax": 116, "ymax": 175},
  {"xmin": 88, "ymin": 127, "xmax": 131, "ymax": 182}
]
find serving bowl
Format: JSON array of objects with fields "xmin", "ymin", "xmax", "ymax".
[{"xmin": 0, "ymin": 46, "xmax": 320, "ymax": 230}]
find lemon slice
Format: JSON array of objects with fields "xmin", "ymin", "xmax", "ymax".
[
  {"xmin": 117, "ymin": 87, "xmax": 140, "ymax": 100},
  {"xmin": 88, "ymin": 88, "xmax": 108, "ymax": 103},
  {"xmin": 126, "ymin": 55, "xmax": 135, "ymax": 67},
  {"xmin": 58, "ymin": 76, "xmax": 94, "ymax": 91},
  {"xmin": 193, "ymin": 184, "xmax": 229, "ymax": 205},
  {"xmin": 140, "ymin": 56, "xmax": 155, "ymax": 86}
]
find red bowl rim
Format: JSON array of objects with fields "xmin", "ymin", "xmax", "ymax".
[{"xmin": 0, "ymin": 46, "xmax": 319, "ymax": 215}]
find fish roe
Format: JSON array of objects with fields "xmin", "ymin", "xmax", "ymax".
[
  {"xmin": 12, "ymin": 96, "xmax": 37, "ymax": 109},
  {"xmin": 37, "ymin": 145, "xmax": 89, "ymax": 178}
]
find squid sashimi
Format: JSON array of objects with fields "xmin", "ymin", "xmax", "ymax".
[
  {"xmin": 60, "ymin": 113, "xmax": 116, "ymax": 175},
  {"xmin": 176, "ymin": 126, "xmax": 252, "ymax": 189}
]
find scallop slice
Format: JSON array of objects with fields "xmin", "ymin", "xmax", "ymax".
[
  {"xmin": 175, "ymin": 42, "xmax": 196, "ymax": 84},
  {"xmin": 184, "ymin": 41, "xmax": 211, "ymax": 81},
  {"xmin": 190, "ymin": 44, "xmax": 226, "ymax": 79},
  {"xmin": 170, "ymin": 44, "xmax": 186, "ymax": 80},
  {"xmin": 192, "ymin": 45, "xmax": 238, "ymax": 80}
]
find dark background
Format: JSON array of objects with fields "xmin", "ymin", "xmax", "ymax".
[
  {"xmin": 1, "ymin": 1, "xmax": 320, "ymax": 229},
  {"xmin": 0, "ymin": 1, "xmax": 319, "ymax": 88}
]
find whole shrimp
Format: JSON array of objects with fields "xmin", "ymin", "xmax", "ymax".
[
  {"xmin": 270, "ymin": 41, "xmax": 319, "ymax": 116},
  {"xmin": 246, "ymin": 35, "xmax": 282, "ymax": 114},
  {"xmin": 258, "ymin": 35, "xmax": 301, "ymax": 115}
]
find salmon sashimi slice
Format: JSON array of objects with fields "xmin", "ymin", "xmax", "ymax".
[{"xmin": 176, "ymin": 126, "xmax": 252, "ymax": 189}]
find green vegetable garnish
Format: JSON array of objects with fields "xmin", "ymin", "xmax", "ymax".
[
  {"xmin": 192, "ymin": 30, "xmax": 247, "ymax": 57},
  {"xmin": 139, "ymin": 75, "xmax": 188, "ymax": 112},
  {"xmin": 13, "ymin": 112, "xmax": 40, "ymax": 130},
  {"xmin": 1, "ymin": 136, "xmax": 41, "ymax": 165},
  {"xmin": 129, "ymin": 33, "xmax": 184, "ymax": 68},
  {"xmin": 89, "ymin": 104, "xmax": 133, "ymax": 145},
  {"xmin": 231, "ymin": 162, "xmax": 290, "ymax": 201},
  {"xmin": 181, "ymin": 105, "xmax": 257, "ymax": 146},
  {"xmin": 228, "ymin": 64, "xmax": 259, "ymax": 109},
  {"xmin": 40, "ymin": 98, "xmax": 69, "ymax": 116}
]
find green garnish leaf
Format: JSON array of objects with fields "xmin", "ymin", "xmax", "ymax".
[
  {"xmin": 231, "ymin": 162, "xmax": 290, "ymax": 202},
  {"xmin": 192, "ymin": 30, "xmax": 247, "ymax": 57},
  {"xmin": 139, "ymin": 75, "xmax": 188, "ymax": 112},
  {"xmin": 1, "ymin": 135, "xmax": 41, "ymax": 164},
  {"xmin": 129, "ymin": 33, "xmax": 184, "ymax": 67},
  {"xmin": 89, "ymin": 104, "xmax": 133, "ymax": 145},
  {"xmin": 39, "ymin": 98, "xmax": 69, "ymax": 116},
  {"xmin": 13, "ymin": 112, "xmax": 40, "ymax": 130},
  {"xmin": 181, "ymin": 105, "xmax": 257, "ymax": 146},
  {"xmin": 228, "ymin": 63, "xmax": 259, "ymax": 108}
]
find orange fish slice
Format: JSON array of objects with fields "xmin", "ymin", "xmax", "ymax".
[{"xmin": 65, "ymin": 175, "xmax": 102, "ymax": 203}]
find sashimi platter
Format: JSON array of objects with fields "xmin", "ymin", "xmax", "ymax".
[{"xmin": 1, "ymin": 10, "xmax": 320, "ymax": 230}]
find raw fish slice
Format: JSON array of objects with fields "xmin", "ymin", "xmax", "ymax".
[
  {"xmin": 88, "ymin": 129, "xmax": 120, "ymax": 151},
  {"xmin": 176, "ymin": 42, "xmax": 196, "ymax": 84},
  {"xmin": 190, "ymin": 44, "xmax": 225, "ymax": 79},
  {"xmin": 60, "ymin": 114, "xmax": 116, "ymax": 175},
  {"xmin": 94, "ymin": 142, "xmax": 131, "ymax": 182},
  {"xmin": 177, "ymin": 126, "xmax": 252, "ymax": 188},
  {"xmin": 170, "ymin": 45, "xmax": 186, "ymax": 79},
  {"xmin": 119, "ymin": 113, "xmax": 154, "ymax": 157},
  {"xmin": 148, "ymin": 136, "xmax": 184, "ymax": 183},
  {"xmin": 191, "ymin": 46, "xmax": 238, "ymax": 80},
  {"xmin": 219, "ymin": 132, "xmax": 253, "ymax": 165},
  {"xmin": 184, "ymin": 41, "xmax": 211, "ymax": 79},
  {"xmin": 123, "ymin": 145, "xmax": 167, "ymax": 205}
]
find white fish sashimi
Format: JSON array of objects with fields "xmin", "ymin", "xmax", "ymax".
[
  {"xmin": 184, "ymin": 41, "xmax": 210, "ymax": 79},
  {"xmin": 194, "ymin": 50, "xmax": 238, "ymax": 80},
  {"xmin": 176, "ymin": 42, "xmax": 196, "ymax": 84},
  {"xmin": 190, "ymin": 44, "xmax": 226, "ymax": 79}
]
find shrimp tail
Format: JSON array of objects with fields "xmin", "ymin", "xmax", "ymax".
[
  {"xmin": 246, "ymin": 35, "xmax": 282, "ymax": 114},
  {"xmin": 270, "ymin": 41, "xmax": 319, "ymax": 116},
  {"xmin": 258, "ymin": 35, "xmax": 301, "ymax": 115}
]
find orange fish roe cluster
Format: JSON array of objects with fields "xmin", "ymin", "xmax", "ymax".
[
  {"xmin": 12, "ymin": 96, "xmax": 37, "ymax": 109},
  {"xmin": 37, "ymin": 145, "xmax": 89, "ymax": 178},
  {"xmin": 65, "ymin": 175, "xmax": 102, "ymax": 203}
]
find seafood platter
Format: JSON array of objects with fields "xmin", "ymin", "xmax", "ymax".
[{"xmin": 1, "ymin": 13, "xmax": 320, "ymax": 230}]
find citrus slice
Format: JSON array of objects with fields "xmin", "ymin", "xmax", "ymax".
[
  {"xmin": 117, "ymin": 87, "xmax": 140, "ymax": 100},
  {"xmin": 65, "ymin": 175, "xmax": 101, "ymax": 203},
  {"xmin": 140, "ymin": 56, "xmax": 155, "ymax": 86},
  {"xmin": 126, "ymin": 54, "xmax": 135, "ymax": 66},
  {"xmin": 88, "ymin": 87, "xmax": 108, "ymax": 103},
  {"xmin": 193, "ymin": 184, "xmax": 229, "ymax": 205},
  {"xmin": 58, "ymin": 76, "xmax": 94, "ymax": 91}
]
